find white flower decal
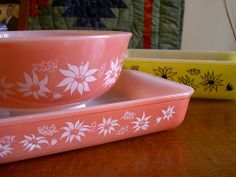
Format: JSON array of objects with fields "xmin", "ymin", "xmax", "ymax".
[
  {"xmin": 98, "ymin": 63, "xmax": 107, "ymax": 78},
  {"xmin": 98, "ymin": 118, "xmax": 119, "ymax": 136},
  {"xmin": 53, "ymin": 92, "xmax": 63, "ymax": 100},
  {"xmin": 60, "ymin": 120, "xmax": 90, "ymax": 143},
  {"xmin": 32, "ymin": 59, "xmax": 58, "ymax": 73},
  {"xmin": 50, "ymin": 138, "xmax": 57, "ymax": 146},
  {"xmin": 0, "ymin": 77, "xmax": 15, "ymax": 99},
  {"xmin": 20, "ymin": 134, "xmax": 49, "ymax": 152},
  {"xmin": 89, "ymin": 121, "xmax": 97, "ymax": 132},
  {"xmin": 122, "ymin": 111, "xmax": 136, "ymax": 120},
  {"xmin": 103, "ymin": 58, "xmax": 122, "ymax": 88},
  {"xmin": 131, "ymin": 112, "xmax": 151, "ymax": 132},
  {"xmin": 116, "ymin": 125, "xmax": 129, "ymax": 136},
  {"xmin": 156, "ymin": 116, "xmax": 162, "ymax": 124},
  {"xmin": 38, "ymin": 124, "xmax": 58, "ymax": 136},
  {"xmin": 57, "ymin": 62, "xmax": 97, "ymax": 95},
  {"xmin": 162, "ymin": 105, "xmax": 175, "ymax": 120},
  {"xmin": 0, "ymin": 144, "xmax": 13, "ymax": 158},
  {"xmin": 0, "ymin": 135, "xmax": 15, "ymax": 145},
  {"xmin": 17, "ymin": 72, "xmax": 51, "ymax": 100}
]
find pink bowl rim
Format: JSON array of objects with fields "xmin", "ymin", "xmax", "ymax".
[{"xmin": 0, "ymin": 30, "xmax": 132, "ymax": 41}]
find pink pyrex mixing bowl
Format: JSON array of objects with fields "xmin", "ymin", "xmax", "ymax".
[{"xmin": 0, "ymin": 30, "xmax": 131, "ymax": 109}]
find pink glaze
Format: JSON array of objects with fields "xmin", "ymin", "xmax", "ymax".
[
  {"xmin": 0, "ymin": 30, "xmax": 131, "ymax": 109},
  {"xmin": 0, "ymin": 70, "xmax": 194, "ymax": 164}
]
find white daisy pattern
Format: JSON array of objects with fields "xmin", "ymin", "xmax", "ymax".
[
  {"xmin": 57, "ymin": 62, "xmax": 97, "ymax": 95},
  {"xmin": 20, "ymin": 134, "xmax": 49, "ymax": 152},
  {"xmin": 162, "ymin": 105, "xmax": 175, "ymax": 120},
  {"xmin": 98, "ymin": 118, "xmax": 119, "ymax": 136},
  {"xmin": 103, "ymin": 58, "xmax": 122, "ymax": 88},
  {"xmin": 131, "ymin": 112, "xmax": 152, "ymax": 132},
  {"xmin": 0, "ymin": 77, "xmax": 15, "ymax": 99},
  {"xmin": 17, "ymin": 72, "xmax": 51, "ymax": 100},
  {"xmin": 0, "ymin": 144, "xmax": 13, "ymax": 158},
  {"xmin": 60, "ymin": 120, "xmax": 90, "ymax": 143}
]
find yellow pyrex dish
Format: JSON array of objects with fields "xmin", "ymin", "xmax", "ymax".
[{"xmin": 124, "ymin": 49, "xmax": 236, "ymax": 100}]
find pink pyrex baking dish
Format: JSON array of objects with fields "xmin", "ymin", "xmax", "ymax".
[{"xmin": 0, "ymin": 70, "xmax": 194, "ymax": 164}]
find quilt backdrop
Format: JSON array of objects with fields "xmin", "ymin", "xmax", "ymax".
[{"xmin": 28, "ymin": 0, "xmax": 184, "ymax": 49}]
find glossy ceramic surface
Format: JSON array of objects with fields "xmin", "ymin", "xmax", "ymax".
[
  {"xmin": 0, "ymin": 30, "xmax": 131, "ymax": 109},
  {"xmin": 0, "ymin": 70, "xmax": 194, "ymax": 164},
  {"xmin": 125, "ymin": 49, "xmax": 236, "ymax": 100}
]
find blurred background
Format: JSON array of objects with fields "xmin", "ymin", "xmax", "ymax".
[{"xmin": 0, "ymin": 0, "xmax": 235, "ymax": 51}]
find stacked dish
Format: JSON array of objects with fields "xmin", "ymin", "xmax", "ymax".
[
  {"xmin": 0, "ymin": 31, "xmax": 194, "ymax": 163},
  {"xmin": 0, "ymin": 30, "xmax": 131, "ymax": 109}
]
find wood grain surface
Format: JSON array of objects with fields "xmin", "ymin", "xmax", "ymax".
[{"xmin": 0, "ymin": 99, "xmax": 236, "ymax": 177}]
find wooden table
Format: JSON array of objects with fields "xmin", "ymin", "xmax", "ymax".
[{"xmin": 1, "ymin": 99, "xmax": 236, "ymax": 177}]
